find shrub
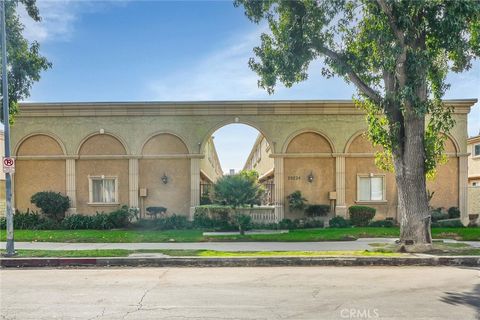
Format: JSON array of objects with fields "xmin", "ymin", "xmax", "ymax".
[
  {"xmin": 193, "ymin": 211, "xmax": 215, "ymax": 228},
  {"xmin": 61, "ymin": 214, "xmax": 94, "ymax": 230},
  {"xmin": 278, "ymin": 218, "xmax": 297, "ymax": 230},
  {"xmin": 233, "ymin": 213, "xmax": 252, "ymax": 235},
  {"xmin": 431, "ymin": 208, "xmax": 449, "ymax": 222},
  {"xmin": 146, "ymin": 206, "xmax": 167, "ymax": 219},
  {"xmin": 448, "ymin": 207, "xmax": 461, "ymax": 219},
  {"xmin": 329, "ymin": 216, "xmax": 351, "ymax": 228},
  {"xmin": 91, "ymin": 212, "xmax": 115, "ymax": 230},
  {"xmin": 303, "ymin": 218, "xmax": 324, "ymax": 228},
  {"xmin": 0, "ymin": 210, "xmax": 60, "ymax": 230},
  {"xmin": 349, "ymin": 206, "xmax": 376, "ymax": 227},
  {"xmin": 30, "ymin": 191, "xmax": 70, "ymax": 221},
  {"xmin": 133, "ymin": 214, "xmax": 191, "ymax": 230},
  {"xmin": 305, "ymin": 204, "xmax": 330, "ymax": 217},
  {"xmin": 431, "ymin": 218, "xmax": 464, "ymax": 228},
  {"xmin": 368, "ymin": 219, "xmax": 395, "ymax": 227},
  {"xmin": 213, "ymin": 174, "xmax": 263, "ymax": 208},
  {"xmin": 194, "ymin": 205, "xmax": 234, "ymax": 230},
  {"xmin": 287, "ymin": 191, "xmax": 307, "ymax": 211},
  {"xmin": 200, "ymin": 191, "xmax": 212, "ymax": 205},
  {"xmin": 108, "ymin": 205, "xmax": 131, "ymax": 228}
]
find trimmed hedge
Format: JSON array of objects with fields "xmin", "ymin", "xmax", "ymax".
[
  {"xmin": 448, "ymin": 207, "xmax": 461, "ymax": 219},
  {"xmin": 131, "ymin": 214, "xmax": 191, "ymax": 230},
  {"xmin": 368, "ymin": 219, "xmax": 395, "ymax": 228},
  {"xmin": 328, "ymin": 216, "xmax": 351, "ymax": 228},
  {"xmin": 349, "ymin": 206, "xmax": 376, "ymax": 227},
  {"xmin": 431, "ymin": 218, "xmax": 464, "ymax": 228},
  {"xmin": 30, "ymin": 191, "xmax": 70, "ymax": 222},
  {"xmin": 431, "ymin": 209, "xmax": 449, "ymax": 222},
  {"xmin": 305, "ymin": 204, "xmax": 330, "ymax": 217},
  {"xmin": 193, "ymin": 205, "xmax": 235, "ymax": 230}
]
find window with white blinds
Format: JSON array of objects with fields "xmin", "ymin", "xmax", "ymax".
[
  {"xmin": 89, "ymin": 177, "xmax": 118, "ymax": 204},
  {"xmin": 357, "ymin": 175, "xmax": 385, "ymax": 202}
]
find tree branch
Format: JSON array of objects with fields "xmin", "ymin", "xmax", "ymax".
[
  {"xmin": 376, "ymin": 0, "xmax": 405, "ymax": 47},
  {"xmin": 318, "ymin": 46, "xmax": 382, "ymax": 104}
]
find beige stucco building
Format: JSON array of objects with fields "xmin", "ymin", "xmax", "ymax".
[
  {"xmin": 467, "ymin": 135, "xmax": 480, "ymax": 186},
  {"xmin": 11, "ymin": 99, "xmax": 476, "ymax": 224},
  {"xmin": 467, "ymin": 135, "xmax": 480, "ymax": 217}
]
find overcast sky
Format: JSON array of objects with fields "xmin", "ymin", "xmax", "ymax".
[{"xmin": 19, "ymin": 0, "xmax": 480, "ymax": 171}]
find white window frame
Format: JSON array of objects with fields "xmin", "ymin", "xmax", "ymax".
[
  {"xmin": 88, "ymin": 175, "xmax": 119, "ymax": 205},
  {"xmin": 356, "ymin": 174, "xmax": 387, "ymax": 203},
  {"xmin": 474, "ymin": 143, "xmax": 480, "ymax": 158}
]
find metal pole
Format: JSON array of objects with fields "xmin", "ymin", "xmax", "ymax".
[{"xmin": 1, "ymin": 0, "xmax": 14, "ymax": 256}]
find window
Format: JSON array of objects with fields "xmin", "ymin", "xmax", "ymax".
[
  {"xmin": 473, "ymin": 182, "xmax": 478, "ymax": 187},
  {"xmin": 475, "ymin": 144, "xmax": 480, "ymax": 157},
  {"xmin": 89, "ymin": 176, "xmax": 118, "ymax": 204},
  {"xmin": 357, "ymin": 175, "xmax": 386, "ymax": 202}
]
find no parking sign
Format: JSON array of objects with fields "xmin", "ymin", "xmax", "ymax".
[{"xmin": 3, "ymin": 157, "xmax": 15, "ymax": 174}]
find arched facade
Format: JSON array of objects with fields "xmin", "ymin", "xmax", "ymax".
[
  {"xmin": 283, "ymin": 131, "xmax": 336, "ymax": 218},
  {"xmin": 75, "ymin": 133, "xmax": 129, "ymax": 214},
  {"xmin": 139, "ymin": 133, "xmax": 191, "ymax": 216},
  {"xmin": 14, "ymin": 133, "xmax": 66, "ymax": 212},
  {"xmin": 10, "ymin": 100, "xmax": 474, "ymax": 223}
]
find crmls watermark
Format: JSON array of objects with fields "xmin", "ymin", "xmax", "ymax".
[{"xmin": 340, "ymin": 308, "xmax": 380, "ymax": 319}]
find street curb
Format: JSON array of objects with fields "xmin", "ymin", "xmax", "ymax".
[{"xmin": 1, "ymin": 256, "xmax": 479, "ymax": 268}]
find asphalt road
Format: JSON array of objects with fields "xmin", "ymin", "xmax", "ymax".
[{"xmin": 0, "ymin": 266, "xmax": 479, "ymax": 319}]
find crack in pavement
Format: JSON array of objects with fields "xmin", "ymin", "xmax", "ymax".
[
  {"xmin": 121, "ymin": 269, "xmax": 170, "ymax": 319},
  {"xmin": 88, "ymin": 307, "xmax": 106, "ymax": 320}
]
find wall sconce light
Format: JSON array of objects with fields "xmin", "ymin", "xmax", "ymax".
[
  {"xmin": 307, "ymin": 172, "xmax": 314, "ymax": 183},
  {"xmin": 161, "ymin": 173, "xmax": 169, "ymax": 184}
]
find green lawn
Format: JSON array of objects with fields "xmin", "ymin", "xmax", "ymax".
[
  {"xmin": 0, "ymin": 249, "xmax": 401, "ymax": 258},
  {"xmin": 0, "ymin": 227, "xmax": 478, "ymax": 243},
  {"xmin": 370, "ymin": 242, "xmax": 480, "ymax": 256}
]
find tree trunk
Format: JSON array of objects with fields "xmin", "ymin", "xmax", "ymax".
[{"xmin": 393, "ymin": 115, "xmax": 432, "ymax": 250}]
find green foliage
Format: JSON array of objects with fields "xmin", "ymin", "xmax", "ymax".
[
  {"xmin": 233, "ymin": 213, "xmax": 252, "ymax": 235},
  {"xmin": 132, "ymin": 215, "xmax": 191, "ymax": 230},
  {"xmin": 238, "ymin": 169, "xmax": 260, "ymax": 182},
  {"xmin": 305, "ymin": 204, "xmax": 330, "ymax": 217},
  {"xmin": 0, "ymin": 210, "xmax": 59, "ymax": 230},
  {"xmin": 213, "ymin": 174, "xmax": 264, "ymax": 208},
  {"xmin": 146, "ymin": 206, "xmax": 167, "ymax": 219},
  {"xmin": 235, "ymin": 0, "xmax": 479, "ymax": 178},
  {"xmin": 431, "ymin": 219, "xmax": 464, "ymax": 228},
  {"xmin": 368, "ymin": 220, "xmax": 395, "ymax": 228},
  {"xmin": 302, "ymin": 219, "xmax": 325, "ymax": 229},
  {"xmin": 61, "ymin": 214, "xmax": 95, "ymax": 230},
  {"xmin": 349, "ymin": 206, "xmax": 376, "ymax": 227},
  {"xmin": 200, "ymin": 189, "xmax": 212, "ymax": 205},
  {"xmin": 287, "ymin": 191, "xmax": 307, "ymax": 211},
  {"xmin": 4, "ymin": 0, "xmax": 51, "ymax": 123},
  {"xmin": 448, "ymin": 207, "xmax": 461, "ymax": 219},
  {"xmin": 107, "ymin": 205, "xmax": 132, "ymax": 228},
  {"xmin": 431, "ymin": 208, "xmax": 449, "ymax": 222},
  {"xmin": 61, "ymin": 208, "xmax": 132, "ymax": 230},
  {"xmin": 30, "ymin": 191, "xmax": 70, "ymax": 221},
  {"xmin": 193, "ymin": 205, "xmax": 235, "ymax": 230},
  {"xmin": 328, "ymin": 216, "xmax": 351, "ymax": 228},
  {"xmin": 278, "ymin": 218, "xmax": 297, "ymax": 230}
]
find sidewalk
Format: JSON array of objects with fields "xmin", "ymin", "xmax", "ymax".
[{"xmin": 2, "ymin": 238, "xmax": 479, "ymax": 251}]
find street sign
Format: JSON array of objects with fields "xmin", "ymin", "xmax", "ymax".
[{"xmin": 2, "ymin": 157, "xmax": 15, "ymax": 174}]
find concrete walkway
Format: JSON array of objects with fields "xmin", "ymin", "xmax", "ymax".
[{"xmin": 2, "ymin": 238, "xmax": 479, "ymax": 251}]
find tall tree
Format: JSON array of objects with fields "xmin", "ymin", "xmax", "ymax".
[
  {"xmin": 2, "ymin": 0, "xmax": 51, "ymax": 123},
  {"xmin": 235, "ymin": 0, "xmax": 480, "ymax": 249}
]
